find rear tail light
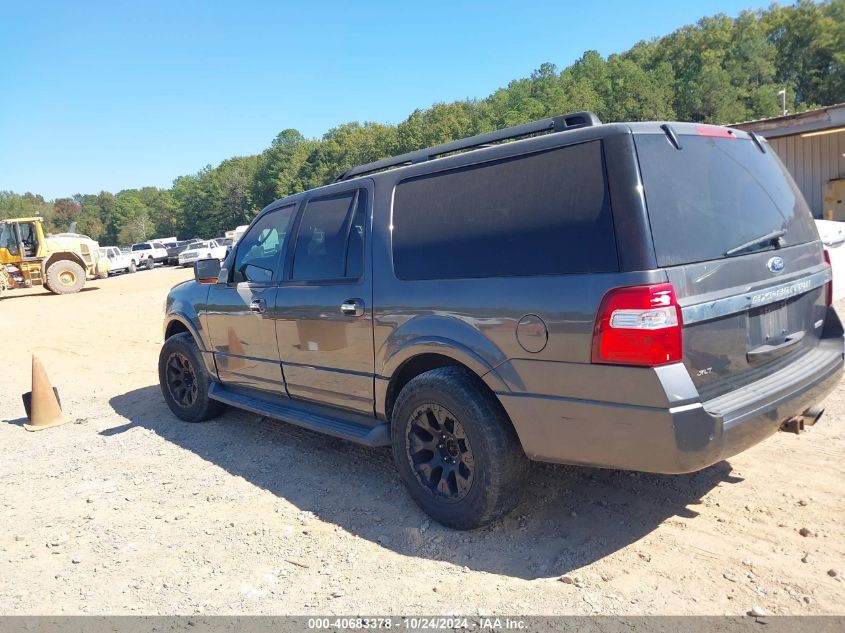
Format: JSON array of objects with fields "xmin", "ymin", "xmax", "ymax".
[
  {"xmin": 592, "ymin": 283, "xmax": 683, "ymax": 367},
  {"xmin": 824, "ymin": 249, "xmax": 833, "ymax": 306}
]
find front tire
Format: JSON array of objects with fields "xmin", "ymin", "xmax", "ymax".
[
  {"xmin": 391, "ymin": 366, "xmax": 529, "ymax": 530},
  {"xmin": 159, "ymin": 333, "xmax": 225, "ymax": 422},
  {"xmin": 45, "ymin": 260, "xmax": 86, "ymax": 294}
]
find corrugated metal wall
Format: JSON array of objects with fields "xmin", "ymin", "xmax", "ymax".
[{"xmin": 769, "ymin": 131, "xmax": 845, "ymax": 217}]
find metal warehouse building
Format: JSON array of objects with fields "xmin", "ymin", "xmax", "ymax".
[{"xmin": 734, "ymin": 103, "xmax": 845, "ymax": 220}]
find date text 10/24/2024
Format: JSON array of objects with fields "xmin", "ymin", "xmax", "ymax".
[{"xmin": 307, "ymin": 618, "xmax": 527, "ymax": 630}]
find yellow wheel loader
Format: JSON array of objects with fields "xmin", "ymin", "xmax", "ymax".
[{"xmin": 0, "ymin": 217, "xmax": 106, "ymax": 296}]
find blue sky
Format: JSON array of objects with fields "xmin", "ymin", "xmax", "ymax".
[{"xmin": 1, "ymin": 0, "xmax": 760, "ymax": 200}]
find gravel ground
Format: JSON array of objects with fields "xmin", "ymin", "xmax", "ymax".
[{"xmin": 0, "ymin": 267, "xmax": 843, "ymax": 615}]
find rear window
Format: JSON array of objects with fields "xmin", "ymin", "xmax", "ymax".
[
  {"xmin": 636, "ymin": 134, "xmax": 818, "ymax": 267},
  {"xmin": 391, "ymin": 140, "xmax": 617, "ymax": 280},
  {"xmin": 131, "ymin": 244, "xmax": 150, "ymax": 251}
]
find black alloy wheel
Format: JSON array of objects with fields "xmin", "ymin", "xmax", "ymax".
[
  {"xmin": 165, "ymin": 351, "xmax": 199, "ymax": 408},
  {"xmin": 406, "ymin": 403, "xmax": 475, "ymax": 500}
]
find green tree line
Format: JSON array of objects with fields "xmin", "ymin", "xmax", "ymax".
[{"xmin": 2, "ymin": 0, "xmax": 843, "ymax": 245}]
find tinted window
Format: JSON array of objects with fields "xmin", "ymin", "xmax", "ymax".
[
  {"xmin": 636, "ymin": 134, "xmax": 818, "ymax": 267},
  {"xmin": 131, "ymin": 244, "xmax": 151, "ymax": 251},
  {"xmin": 292, "ymin": 191, "xmax": 362, "ymax": 281},
  {"xmin": 232, "ymin": 205, "xmax": 296, "ymax": 283},
  {"xmin": 392, "ymin": 141, "xmax": 616, "ymax": 280}
]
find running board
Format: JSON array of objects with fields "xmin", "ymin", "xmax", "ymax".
[{"xmin": 208, "ymin": 383, "xmax": 390, "ymax": 447}]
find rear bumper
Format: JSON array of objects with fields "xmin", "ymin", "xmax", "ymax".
[{"xmin": 499, "ymin": 335, "xmax": 843, "ymax": 474}]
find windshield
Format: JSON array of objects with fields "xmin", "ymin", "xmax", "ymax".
[{"xmin": 635, "ymin": 134, "xmax": 818, "ymax": 267}]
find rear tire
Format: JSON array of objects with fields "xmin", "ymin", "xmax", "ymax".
[
  {"xmin": 145, "ymin": 258, "xmax": 154, "ymax": 270},
  {"xmin": 45, "ymin": 260, "xmax": 86, "ymax": 295},
  {"xmin": 128, "ymin": 261, "xmax": 137, "ymax": 273},
  {"xmin": 159, "ymin": 333, "xmax": 225, "ymax": 422},
  {"xmin": 391, "ymin": 366, "xmax": 529, "ymax": 529}
]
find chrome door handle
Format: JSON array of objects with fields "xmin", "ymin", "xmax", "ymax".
[
  {"xmin": 249, "ymin": 298, "xmax": 266, "ymax": 314},
  {"xmin": 340, "ymin": 298, "xmax": 365, "ymax": 317}
]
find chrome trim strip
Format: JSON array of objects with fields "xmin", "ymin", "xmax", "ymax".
[{"xmin": 682, "ymin": 269, "xmax": 830, "ymax": 325}]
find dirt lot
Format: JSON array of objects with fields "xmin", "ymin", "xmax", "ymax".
[{"xmin": 0, "ymin": 267, "xmax": 843, "ymax": 616}]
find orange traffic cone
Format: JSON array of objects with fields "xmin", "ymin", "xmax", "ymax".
[{"xmin": 22, "ymin": 355, "xmax": 66, "ymax": 431}]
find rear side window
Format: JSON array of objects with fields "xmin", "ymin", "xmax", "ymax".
[
  {"xmin": 391, "ymin": 140, "xmax": 616, "ymax": 280},
  {"xmin": 292, "ymin": 190, "xmax": 364, "ymax": 281},
  {"xmin": 636, "ymin": 134, "xmax": 818, "ymax": 267}
]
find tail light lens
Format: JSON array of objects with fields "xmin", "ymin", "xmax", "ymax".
[
  {"xmin": 824, "ymin": 249, "xmax": 833, "ymax": 306},
  {"xmin": 592, "ymin": 283, "xmax": 683, "ymax": 367}
]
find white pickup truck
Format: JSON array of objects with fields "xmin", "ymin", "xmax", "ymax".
[
  {"xmin": 98, "ymin": 246, "xmax": 137, "ymax": 276},
  {"xmin": 130, "ymin": 241, "xmax": 169, "ymax": 269},
  {"xmin": 177, "ymin": 239, "xmax": 228, "ymax": 267}
]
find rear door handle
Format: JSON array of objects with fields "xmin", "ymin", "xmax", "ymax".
[
  {"xmin": 747, "ymin": 330, "xmax": 805, "ymax": 363},
  {"xmin": 340, "ymin": 298, "xmax": 365, "ymax": 317},
  {"xmin": 249, "ymin": 298, "xmax": 266, "ymax": 314}
]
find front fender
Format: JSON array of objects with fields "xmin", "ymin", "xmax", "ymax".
[{"xmin": 163, "ymin": 280, "xmax": 214, "ymax": 368}]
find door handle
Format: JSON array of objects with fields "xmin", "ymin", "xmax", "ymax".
[
  {"xmin": 249, "ymin": 298, "xmax": 266, "ymax": 314},
  {"xmin": 340, "ymin": 298, "xmax": 365, "ymax": 317},
  {"xmin": 747, "ymin": 330, "xmax": 805, "ymax": 363}
]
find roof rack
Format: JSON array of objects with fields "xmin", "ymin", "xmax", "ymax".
[{"xmin": 335, "ymin": 111, "xmax": 602, "ymax": 181}]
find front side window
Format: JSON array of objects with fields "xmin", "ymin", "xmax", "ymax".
[
  {"xmin": 232, "ymin": 204, "xmax": 296, "ymax": 283},
  {"xmin": 291, "ymin": 190, "xmax": 364, "ymax": 281}
]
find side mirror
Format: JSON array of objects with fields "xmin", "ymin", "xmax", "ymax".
[{"xmin": 194, "ymin": 258, "xmax": 222, "ymax": 283}]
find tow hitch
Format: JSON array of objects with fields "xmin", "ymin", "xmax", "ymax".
[{"xmin": 780, "ymin": 406, "xmax": 825, "ymax": 434}]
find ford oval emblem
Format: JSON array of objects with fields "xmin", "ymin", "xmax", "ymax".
[{"xmin": 767, "ymin": 256, "xmax": 785, "ymax": 274}]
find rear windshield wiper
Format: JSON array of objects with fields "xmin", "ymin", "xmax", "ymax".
[{"xmin": 724, "ymin": 229, "xmax": 787, "ymax": 257}]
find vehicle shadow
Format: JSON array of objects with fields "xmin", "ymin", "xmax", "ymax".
[{"xmin": 107, "ymin": 385, "xmax": 741, "ymax": 580}]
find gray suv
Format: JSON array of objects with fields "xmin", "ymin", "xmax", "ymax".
[{"xmin": 159, "ymin": 112, "xmax": 843, "ymax": 529}]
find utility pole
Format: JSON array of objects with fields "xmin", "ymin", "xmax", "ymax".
[{"xmin": 777, "ymin": 89, "xmax": 787, "ymax": 116}]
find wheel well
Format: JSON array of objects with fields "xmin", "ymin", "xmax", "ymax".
[
  {"xmin": 46, "ymin": 252, "xmax": 86, "ymax": 271},
  {"xmin": 165, "ymin": 320, "xmax": 190, "ymax": 340},
  {"xmin": 386, "ymin": 353, "xmax": 478, "ymax": 420}
]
